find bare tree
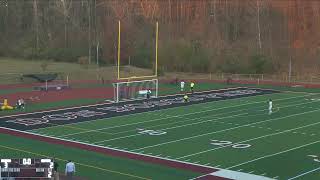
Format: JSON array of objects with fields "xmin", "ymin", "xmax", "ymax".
[
  {"xmin": 257, "ymin": 0, "xmax": 262, "ymax": 50},
  {"xmin": 33, "ymin": 0, "xmax": 39, "ymax": 50},
  {"xmin": 58, "ymin": 0, "xmax": 73, "ymax": 48}
]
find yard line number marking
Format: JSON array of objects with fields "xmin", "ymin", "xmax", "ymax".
[
  {"xmin": 210, "ymin": 140, "xmax": 251, "ymax": 149},
  {"xmin": 137, "ymin": 129, "xmax": 167, "ymax": 136},
  {"xmin": 307, "ymin": 155, "xmax": 320, "ymax": 163}
]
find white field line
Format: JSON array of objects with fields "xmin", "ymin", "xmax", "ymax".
[
  {"xmin": 95, "ymin": 100, "xmax": 317, "ymax": 144},
  {"xmin": 287, "ymin": 167, "xmax": 320, "ymax": 180},
  {"xmin": 61, "ymin": 108, "xmax": 248, "ymax": 137},
  {"xmin": 131, "ymin": 103, "xmax": 320, "ymax": 152},
  {"xmin": 111, "ymin": 109, "xmax": 249, "ymax": 135},
  {"xmin": 29, "ymin": 91, "xmax": 308, "ymax": 131},
  {"xmin": 108, "ymin": 102, "xmax": 282, "ymax": 136},
  {"xmin": 177, "ymin": 121, "xmax": 320, "ymax": 160},
  {"xmin": 93, "ymin": 113, "xmax": 248, "ymax": 143},
  {"xmin": 190, "ymin": 141, "xmax": 320, "ymax": 180},
  {"xmin": 226, "ymin": 143, "xmax": 320, "ymax": 169},
  {"xmin": 0, "ymin": 126, "xmax": 222, "ymax": 172},
  {"xmin": 47, "ymin": 94, "xmax": 309, "ymax": 137}
]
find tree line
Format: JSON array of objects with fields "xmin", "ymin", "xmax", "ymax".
[{"xmin": 0, "ymin": 0, "xmax": 319, "ymax": 75}]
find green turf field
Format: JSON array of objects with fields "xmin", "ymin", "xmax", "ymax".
[
  {"xmin": 24, "ymin": 90, "xmax": 320, "ymax": 180},
  {"xmin": 0, "ymin": 133, "xmax": 200, "ymax": 180}
]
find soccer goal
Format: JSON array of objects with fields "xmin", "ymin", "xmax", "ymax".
[{"xmin": 113, "ymin": 79, "xmax": 158, "ymax": 103}]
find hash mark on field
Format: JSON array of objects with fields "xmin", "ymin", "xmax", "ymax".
[
  {"xmin": 273, "ymin": 176, "xmax": 279, "ymax": 179},
  {"xmin": 204, "ymin": 163, "xmax": 211, "ymax": 165},
  {"xmin": 260, "ymin": 173, "xmax": 266, "ymax": 176},
  {"xmin": 237, "ymin": 169, "xmax": 243, "ymax": 171},
  {"xmin": 248, "ymin": 170, "xmax": 255, "ymax": 174}
]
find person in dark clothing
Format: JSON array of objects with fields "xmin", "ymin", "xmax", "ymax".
[
  {"xmin": 146, "ymin": 90, "xmax": 151, "ymax": 99},
  {"xmin": 53, "ymin": 158, "xmax": 59, "ymax": 180}
]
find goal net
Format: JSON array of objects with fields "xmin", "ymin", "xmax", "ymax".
[{"xmin": 113, "ymin": 79, "xmax": 158, "ymax": 103}]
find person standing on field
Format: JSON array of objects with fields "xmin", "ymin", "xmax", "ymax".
[
  {"xmin": 190, "ymin": 82, "xmax": 195, "ymax": 94},
  {"xmin": 65, "ymin": 160, "xmax": 75, "ymax": 180},
  {"xmin": 53, "ymin": 158, "xmax": 59, "ymax": 180},
  {"xmin": 268, "ymin": 99, "xmax": 273, "ymax": 115},
  {"xmin": 180, "ymin": 80, "xmax": 185, "ymax": 92}
]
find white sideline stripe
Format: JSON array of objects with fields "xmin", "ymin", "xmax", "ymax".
[
  {"xmin": 287, "ymin": 167, "xmax": 320, "ymax": 180},
  {"xmin": 93, "ymin": 113, "xmax": 248, "ymax": 143},
  {"xmin": 0, "ymin": 126, "xmax": 222, "ymax": 170},
  {"xmin": 30, "ymin": 89, "xmax": 309, "ymax": 131},
  {"xmin": 226, "ymin": 140, "xmax": 320, "ymax": 170},
  {"xmin": 177, "ymin": 117, "xmax": 320, "ymax": 160},
  {"xmin": 58, "ymin": 94, "xmax": 310, "ymax": 137},
  {"xmin": 210, "ymin": 169, "xmax": 275, "ymax": 180},
  {"xmin": 0, "ymin": 87, "xmax": 243, "ymax": 119},
  {"xmin": 129, "ymin": 101, "xmax": 320, "ymax": 151}
]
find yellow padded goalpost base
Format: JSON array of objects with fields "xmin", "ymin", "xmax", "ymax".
[{"xmin": 1, "ymin": 99, "xmax": 14, "ymax": 110}]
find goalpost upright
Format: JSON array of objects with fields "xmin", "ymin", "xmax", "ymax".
[
  {"xmin": 113, "ymin": 21, "xmax": 159, "ymax": 102},
  {"xmin": 116, "ymin": 21, "xmax": 159, "ymax": 81}
]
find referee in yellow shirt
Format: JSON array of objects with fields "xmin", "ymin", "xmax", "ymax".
[{"xmin": 190, "ymin": 82, "xmax": 195, "ymax": 94}]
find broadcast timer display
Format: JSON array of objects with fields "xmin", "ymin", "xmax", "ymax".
[{"xmin": 0, "ymin": 158, "xmax": 53, "ymax": 179}]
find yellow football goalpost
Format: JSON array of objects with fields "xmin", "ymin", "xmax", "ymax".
[
  {"xmin": 113, "ymin": 21, "xmax": 159, "ymax": 102},
  {"xmin": 117, "ymin": 20, "xmax": 159, "ymax": 80}
]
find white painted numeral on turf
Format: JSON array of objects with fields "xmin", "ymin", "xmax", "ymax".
[
  {"xmin": 210, "ymin": 140, "xmax": 233, "ymax": 147},
  {"xmin": 231, "ymin": 143, "xmax": 251, "ymax": 149},
  {"xmin": 308, "ymin": 155, "xmax": 320, "ymax": 163},
  {"xmin": 138, "ymin": 129, "xmax": 167, "ymax": 136},
  {"xmin": 210, "ymin": 140, "xmax": 251, "ymax": 149}
]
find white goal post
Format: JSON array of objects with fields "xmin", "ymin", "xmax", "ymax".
[{"xmin": 112, "ymin": 79, "xmax": 158, "ymax": 103}]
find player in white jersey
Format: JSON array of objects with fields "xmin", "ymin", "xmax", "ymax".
[
  {"xmin": 268, "ymin": 99, "xmax": 273, "ymax": 115},
  {"xmin": 180, "ymin": 81, "xmax": 185, "ymax": 92}
]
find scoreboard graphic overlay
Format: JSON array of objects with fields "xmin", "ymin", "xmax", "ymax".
[{"xmin": 0, "ymin": 158, "xmax": 53, "ymax": 179}]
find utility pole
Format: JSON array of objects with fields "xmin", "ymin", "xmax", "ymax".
[{"xmin": 289, "ymin": 57, "xmax": 292, "ymax": 82}]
